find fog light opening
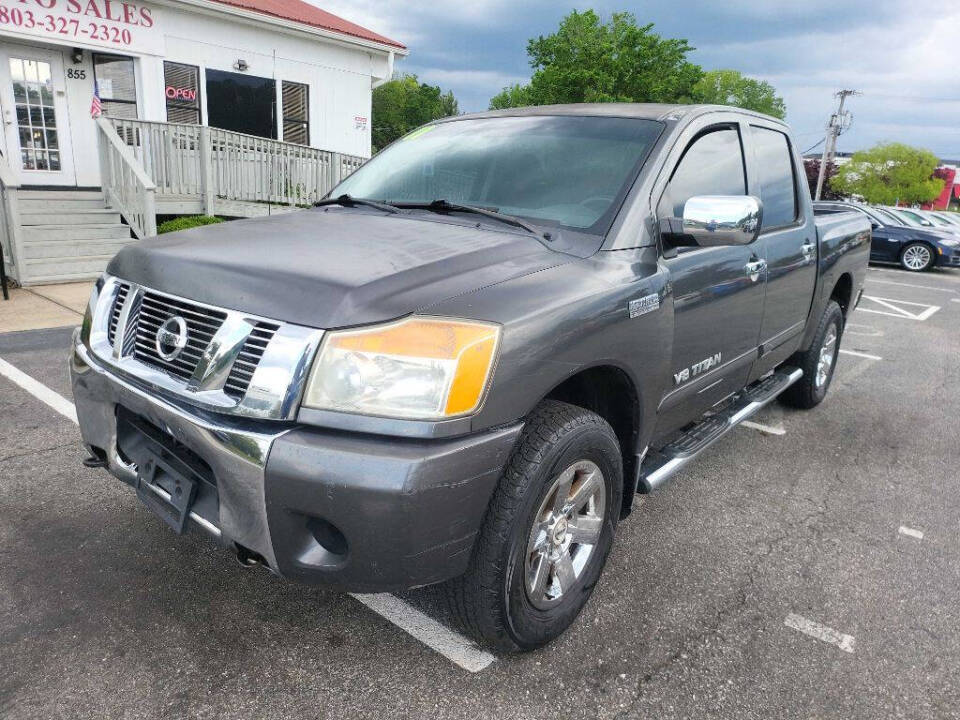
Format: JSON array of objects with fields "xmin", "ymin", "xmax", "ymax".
[{"xmin": 307, "ymin": 517, "xmax": 348, "ymax": 558}]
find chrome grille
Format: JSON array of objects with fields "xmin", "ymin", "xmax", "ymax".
[
  {"xmin": 92, "ymin": 276, "xmax": 322, "ymax": 420},
  {"xmin": 133, "ymin": 292, "xmax": 227, "ymax": 381},
  {"xmin": 121, "ymin": 291, "xmax": 142, "ymax": 357},
  {"xmin": 224, "ymin": 321, "xmax": 280, "ymax": 399},
  {"xmin": 107, "ymin": 283, "xmax": 129, "ymax": 346}
]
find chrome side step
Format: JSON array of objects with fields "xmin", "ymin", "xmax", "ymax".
[{"xmin": 638, "ymin": 367, "xmax": 803, "ymax": 493}]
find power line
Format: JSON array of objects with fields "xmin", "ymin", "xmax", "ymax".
[{"xmin": 802, "ymin": 138, "xmax": 825, "ymax": 155}]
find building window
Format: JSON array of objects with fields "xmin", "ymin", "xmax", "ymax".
[
  {"xmin": 205, "ymin": 69, "xmax": 276, "ymax": 139},
  {"xmin": 164, "ymin": 62, "xmax": 201, "ymax": 124},
  {"xmin": 93, "ymin": 54, "xmax": 138, "ymax": 119},
  {"xmin": 282, "ymin": 81, "xmax": 309, "ymax": 145},
  {"xmin": 8, "ymin": 57, "xmax": 61, "ymax": 171}
]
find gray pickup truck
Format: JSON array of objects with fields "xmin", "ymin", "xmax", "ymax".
[{"xmin": 71, "ymin": 104, "xmax": 870, "ymax": 651}]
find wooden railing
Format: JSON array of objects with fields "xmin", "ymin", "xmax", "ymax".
[
  {"xmin": 110, "ymin": 119, "xmax": 366, "ymax": 211},
  {"xmin": 96, "ymin": 116, "xmax": 158, "ymax": 239},
  {"xmin": 0, "ymin": 153, "xmax": 22, "ymax": 292}
]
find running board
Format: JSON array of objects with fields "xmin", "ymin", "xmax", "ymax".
[{"xmin": 638, "ymin": 367, "xmax": 803, "ymax": 493}]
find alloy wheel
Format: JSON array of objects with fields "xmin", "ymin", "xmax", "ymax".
[
  {"xmin": 816, "ymin": 324, "xmax": 838, "ymax": 389},
  {"xmin": 903, "ymin": 244, "xmax": 931, "ymax": 271},
  {"xmin": 524, "ymin": 460, "xmax": 606, "ymax": 609}
]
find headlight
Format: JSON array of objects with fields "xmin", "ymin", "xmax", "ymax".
[
  {"xmin": 302, "ymin": 317, "xmax": 501, "ymax": 420},
  {"xmin": 939, "ymin": 238, "xmax": 960, "ymax": 247}
]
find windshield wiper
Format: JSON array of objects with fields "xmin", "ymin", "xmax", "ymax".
[
  {"xmin": 315, "ymin": 194, "xmax": 400, "ymax": 214},
  {"xmin": 392, "ymin": 199, "xmax": 549, "ymax": 239}
]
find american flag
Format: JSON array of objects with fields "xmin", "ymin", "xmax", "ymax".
[{"xmin": 90, "ymin": 82, "xmax": 102, "ymax": 118}]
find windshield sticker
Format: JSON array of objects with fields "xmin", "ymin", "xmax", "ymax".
[{"xmin": 404, "ymin": 125, "xmax": 437, "ymax": 142}]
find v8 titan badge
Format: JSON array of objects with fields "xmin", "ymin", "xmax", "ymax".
[{"xmin": 629, "ymin": 293, "xmax": 660, "ymax": 319}]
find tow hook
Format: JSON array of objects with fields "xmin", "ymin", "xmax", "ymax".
[{"xmin": 235, "ymin": 544, "xmax": 264, "ymax": 568}]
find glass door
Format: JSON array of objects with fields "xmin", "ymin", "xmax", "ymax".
[{"xmin": 0, "ymin": 48, "xmax": 76, "ymax": 185}]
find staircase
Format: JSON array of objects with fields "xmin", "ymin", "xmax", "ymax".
[{"xmin": 15, "ymin": 189, "xmax": 135, "ymax": 285}]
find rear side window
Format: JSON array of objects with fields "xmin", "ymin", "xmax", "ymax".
[
  {"xmin": 750, "ymin": 126, "xmax": 798, "ymax": 230},
  {"xmin": 657, "ymin": 127, "xmax": 747, "ymax": 220}
]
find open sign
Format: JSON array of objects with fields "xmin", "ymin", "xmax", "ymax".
[{"xmin": 165, "ymin": 86, "xmax": 197, "ymax": 102}]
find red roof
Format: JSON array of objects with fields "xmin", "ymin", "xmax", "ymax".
[{"xmin": 208, "ymin": 0, "xmax": 405, "ymax": 49}]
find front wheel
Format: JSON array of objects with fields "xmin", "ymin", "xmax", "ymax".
[
  {"xmin": 781, "ymin": 300, "xmax": 843, "ymax": 409},
  {"xmin": 900, "ymin": 242, "xmax": 935, "ymax": 272},
  {"xmin": 445, "ymin": 400, "xmax": 623, "ymax": 652}
]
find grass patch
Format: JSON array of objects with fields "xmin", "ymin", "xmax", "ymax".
[{"xmin": 158, "ymin": 215, "xmax": 226, "ymax": 234}]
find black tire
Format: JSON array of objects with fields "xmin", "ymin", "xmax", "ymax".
[
  {"xmin": 445, "ymin": 400, "xmax": 623, "ymax": 652},
  {"xmin": 900, "ymin": 242, "xmax": 935, "ymax": 272},
  {"xmin": 780, "ymin": 300, "xmax": 844, "ymax": 409}
]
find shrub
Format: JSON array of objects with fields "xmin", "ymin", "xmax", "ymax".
[{"xmin": 157, "ymin": 215, "xmax": 225, "ymax": 234}]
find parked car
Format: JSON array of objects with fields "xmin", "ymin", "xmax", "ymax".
[
  {"xmin": 932, "ymin": 211, "xmax": 960, "ymax": 228},
  {"xmin": 816, "ymin": 202, "xmax": 960, "ymax": 271},
  {"xmin": 883, "ymin": 206, "xmax": 938, "ymax": 229},
  {"xmin": 917, "ymin": 209, "xmax": 960, "ymax": 229},
  {"xmin": 71, "ymin": 105, "xmax": 870, "ymax": 651},
  {"xmin": 882, "ymin": 206, "xmax": 960, "ymax": 243}
]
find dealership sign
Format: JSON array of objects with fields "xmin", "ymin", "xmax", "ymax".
[{"xmin": 0, "ymin": 0, "xmax": 165, "ymax": 56}]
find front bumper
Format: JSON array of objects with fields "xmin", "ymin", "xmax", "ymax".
[
  {"xmin": 70, "ymin": 334, "xmax": 523, "ymax": 591},
  {"xmin": 936, "ymin": 248, "xmax": 960, "ymax": 267}
]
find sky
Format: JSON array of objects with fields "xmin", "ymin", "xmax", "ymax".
[{"xmin": 312, "ymin": 0, "xmax": 960, "ymax": 159}]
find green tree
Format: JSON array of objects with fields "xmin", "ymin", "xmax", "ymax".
[
  {"xmin": 489, "ymin": 84, "xmax": 533, "ymax": 110},
  {"xmin": 489, "ymin": 10, "xmax": 702, "ymax": 109},
  {"xmin": 831, "ymin": 143, "xmax": 945, "ymax": 205},
  {"xmin": 691, "ymin": 69, "xmax": 786, "ymax": 119},
  {"xmin": 372, "ymin": 74, "xmax": 458, "ymax": 152}
]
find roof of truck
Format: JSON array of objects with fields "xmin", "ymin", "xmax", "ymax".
[{"xmin": 436, "ymin": 103, "xmax": 787, "ymax": 125}]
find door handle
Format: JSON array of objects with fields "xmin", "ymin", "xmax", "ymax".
[
  {"xmin": 745, "ymin": 259, "xmax": 767, "ymax": 280},
  {"xmin": 801, "ymin": 241, "xmax": 815, "ymax": 259}
]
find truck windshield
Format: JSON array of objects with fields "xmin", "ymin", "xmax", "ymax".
[{"xmin": 333, "ymin": 115, "xmax": 664, "ymax": 233}]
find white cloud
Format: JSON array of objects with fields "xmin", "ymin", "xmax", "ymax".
[{"xmin": 307, "ymin": 0, "xmax": 960, "ymax": 154}]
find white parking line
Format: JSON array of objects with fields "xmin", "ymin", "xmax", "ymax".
[
  {"xmin": 741, "ymin": 420, "xmax": 786, "ymax": 436},
  {"xmin": 784, "ymin": 613, "xmax": 856, "ymax": 653},
  {"xmin": 866, "ymin": 278, "xmax": 958, "ymax": 294},
  {"xmin": 858, "ymin": 295, "xmax": 940, "ymax": 321},
  {"xmin": 952, "ymin": 299, "xmax": 960, "ymax": 304},
  {"xmin": 352, "ymin": 593, "xmax": 495, "ymax": 672},
  {"xmin": 844, "ymin": 323, "xmax": 884, "ymax": 337},
  {"xmin": 898, "ymin": 526, "xmax": 924, "ymax": 540},
  {"xmin": 839, "ymin": 349, "xmax": 882, "ymax": 361},
  {"xmin": 0, "ymin": 354, "xmax": 495, "ymax": 673},
  {"xmin": 0, "ymin": 357, "xmax": 78, "ymax": 423}
]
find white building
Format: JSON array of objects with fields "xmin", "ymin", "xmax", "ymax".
[{"xmin": 0, "ymin": 0, "xmax": 405, "ymax": 284}]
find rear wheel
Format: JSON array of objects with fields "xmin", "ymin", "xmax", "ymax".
[
  {"xmin": 445, "ymin": 400, "xmax": 623, "ymax": 651},
  {"xmin": 900, "ymin": 242, "xmax": 934, "ymax": 272},
  {"xmin": 781, "ymin": 300, "xmax": 843, "ymax": 409}
]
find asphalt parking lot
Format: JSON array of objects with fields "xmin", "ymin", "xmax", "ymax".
[{"xmin": 1, "ymin": 265, "xmax": 959, "ymax": 719}]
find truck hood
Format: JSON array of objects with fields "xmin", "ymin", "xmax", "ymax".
[{"xmin": 107, "ymin": 209, "xmax": 569, "ymax": 329}]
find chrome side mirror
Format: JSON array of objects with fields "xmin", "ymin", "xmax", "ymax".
[{"xmin": 679, "ymin": 195, "xmax": 763, "ymax": 247}]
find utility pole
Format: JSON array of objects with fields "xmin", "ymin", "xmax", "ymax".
[{"xmin": 815, "ymin": 89, "xmax": 858, "ymax": 200}]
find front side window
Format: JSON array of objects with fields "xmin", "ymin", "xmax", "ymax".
[
  {"xmin": 657, "ymin": 126, "xmax": 747, "ymax": 221},
  {"xmin": 334, "ymin": 115, "xmax": 663, "ymax": 232},
  {"xmin": 93, "ymin": 54, "xmax": 138, "ymax": 119},
  {"xmin": 898, "ymin": 209, "xmax": 932, "ymax": 226},
  {"xmin": 750, "ymin": 126, "xmax": 798, "ymax": 230},
  {"xmin": 282, "ymin": 81, "xmax": 309, "ymax": 145}
]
